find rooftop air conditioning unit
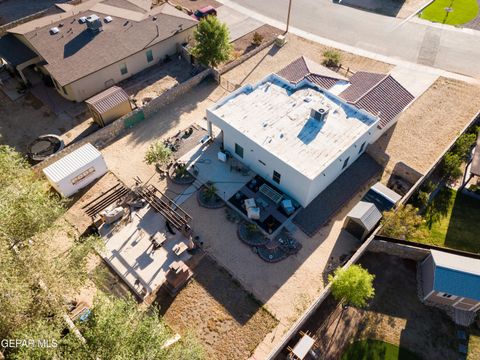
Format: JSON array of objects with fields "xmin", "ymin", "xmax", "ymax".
[
  {"xmin": 310, "ymin": 107, "xmax": 329, "ymax": 121},
  {"xmin": 104, "ymin": 16, "xmax": 113, "ymax": 23},
  {"xmin": 86, "ymin": 14, "xmax": 103, "ymax": 33},
  {"xmin": 50, "ymin": 27, "xmax": 60, "ymax": 35}
]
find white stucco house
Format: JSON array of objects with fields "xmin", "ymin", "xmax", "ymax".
[
  {"xmin": 1, "ymin": 0, "xmax": 197, "ymax": 102},
  {"xmin": 205, "ymin": 57, "xmax": 414, "ymax": 208}
]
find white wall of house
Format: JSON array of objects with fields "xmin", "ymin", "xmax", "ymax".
[
  {"xmin": 210, "ymin": 112, "xmax": 312, "ymax": 206},
  {"xmin": 48, "ymin": 28, "xmax": 194, "ymax": 102},
  {"xmin": 208, "ymin": 110, "xmax": 377, "ymax": 207}
]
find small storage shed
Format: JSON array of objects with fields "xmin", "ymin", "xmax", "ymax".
[
  {"xmin": 43, "ymin": 143, "xmax": 108, "ymax": 197},
  {"xmin": 361, "ymin": 181, "xmax": 402, "ymax": 212},
  {"xmin": 421, "ymin": 250, "xmax": 480, "ymax": 313},
  {"xmin": 85, "ymin": 86, "xmax": 131, "ymax": 127},
  {"xmin": 343, "ymin": 201, "xmax": 382, "ymax": 240}
]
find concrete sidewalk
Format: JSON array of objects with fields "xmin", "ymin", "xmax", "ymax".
[{"xmin": 217, "ymin": 5, "xmax": 264, "ymax": 41}]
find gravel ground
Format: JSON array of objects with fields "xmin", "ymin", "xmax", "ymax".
[
  {"xmin": 368, "ymin": 77, "xmax": 480, "ymax": 181},
  {"xmin": 157, "ymin": 256, "xmax": 278, "ymax": 360}
]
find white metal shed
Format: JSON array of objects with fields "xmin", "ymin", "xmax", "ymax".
[{"xmin": 43, "ymin": 143, "xmax": 108, "ymax": 197}]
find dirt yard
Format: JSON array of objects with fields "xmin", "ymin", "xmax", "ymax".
[
  {"xmin": 0, "ymin": 89, "xmax": 93, "ymax": 153},
  {"xmin": 284, "ymin": 252, "xmax": 458, "ymax": 360},
  {"xmin": 368, "ymin": 77, "xmax": 480, "ymax": 182},
  {"xmin": 222, "ymin": 34, "xmax": 393, "ymax": 87},
  {"xmin": 157, "ymin": 256, "xmax": 278, "ymax": 360},
  {"xmin": 231, "ymin": 24, "xmax": 282, "ymax": 57}
]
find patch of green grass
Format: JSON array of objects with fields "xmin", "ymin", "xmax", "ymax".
[
  {"xmin": 342, "ymin": 339, "xmax": 421, "ymax": 360},
  {"xmin": 417, "ymin": 188, "xmax": 480, "ymax": 253},
  {"xmin": 419, "ymin": 0, "xmax": 478, "ymax": 25},
  {"xmin": 468, "ymin": 329, "xmax": 480, "ymax": 360}
]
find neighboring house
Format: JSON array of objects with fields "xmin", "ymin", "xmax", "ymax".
[
  {"xmin": 0, "ymin": 0, "xmax": 197, "ymax": 101},
  {"xmin": 421, "ymin": 250, "xmax": 480, "ymax": 312},
  {"xmin": 205, "ymin": 57, "xmax": 414, "ymax": 207}
]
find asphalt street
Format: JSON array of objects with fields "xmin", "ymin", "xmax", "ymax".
[{"xmin": 220, "ymin": 0, "xmax": 480, "ymax": 78}]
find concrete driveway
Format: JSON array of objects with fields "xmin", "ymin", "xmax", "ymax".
[
  {"xmin": 390, "ymin": 65, "xmax": 438, "ymax": 97},
  {"xmin": 217, "ymin": 5, "xmax": 264, "ymax": 41}
]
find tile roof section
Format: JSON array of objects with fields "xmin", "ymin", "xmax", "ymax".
[
  {"xmin": 85, "ymin": 86, "xmax": 129, "ymax": 114},
  {"xmin": 338, "ymin": 71, "xmax": 386, "ymax": 103},
  {"xmin": 276, "ymin": 56, "xmax": 347, "ymax": 89},
  {"xmin": 8, "ymin": 1, "xmax": 197, "ymax": 86},
  {"xmin": 339, "ymin": 72, "xmax": 415, "ymax": 129},
  {"xmin": 354, "ymin": 75, "xmax": 414, "ymax": 128}
]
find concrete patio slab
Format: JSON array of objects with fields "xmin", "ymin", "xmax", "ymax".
[
  {"xmin": 98, "ymin": 204, "xmax": 192, "ymax": 299},
  {"xmin": 178, "ymin": 139, "xmax": 253, "ymax": 200}
]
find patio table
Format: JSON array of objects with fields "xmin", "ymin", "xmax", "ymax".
[{"xmin": 291, "ymin": 334, "xmax": 315, "ymax": 359}]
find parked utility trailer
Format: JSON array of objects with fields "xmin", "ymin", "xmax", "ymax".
[{"xmin": 43, "ymin": 143, "xmax": 108, "ymax": 197}]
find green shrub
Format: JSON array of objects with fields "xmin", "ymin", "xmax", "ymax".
[
  {"xmin": 452, "ymin": 132, "xmax": 476, "ymax": 159},
  {"xmin": 441, "ymin": 151, "xmax": 463, "ymax": 181},
  {"xmin": 252, "ymin": 32, "xmax": 263, "ymax": 46},
  {"xmin": 322, "ymin": 49, "xmax": 342, "ymax": 68}
]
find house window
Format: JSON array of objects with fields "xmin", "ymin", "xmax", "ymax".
[
  {"xmin": 359, "ymin": 142, "xmax": 366, "ymax": 154},
  {"xmin": 342, "ymin": 157, "xmax": 350, "ymax": 170},
  {"xmin": 273, "ymin": 171, "xmax": 281, "ymax": 184},
  {"xmin": 120, "ymin": 63, "xmax": 128, "ymax": 75},
  {"xmin": 439, "ymin": 292, "xmax": 457, "ymax": 300},
  {"xmin": 235, "ymin": 143, "xmax": 244, "ymax": 158},
  {"xmin": 146, "ymin": 49, "xmax": 154, "ymax": 63}
]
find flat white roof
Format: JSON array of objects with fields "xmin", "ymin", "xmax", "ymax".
[
  {"xmin": 43, "ymin": 143, "xmax": 102, "ymax": 182},
  {"xmin": 432, "ymin": 250, "xmax": 480, "ymax": 277},
  {"xmin": 210, "ymin": 77, "xmax": 377, "ymax": 179}
]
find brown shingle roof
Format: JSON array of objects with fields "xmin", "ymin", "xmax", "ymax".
[
  {"xmin": 10, "ymin": 1, "xmax": 196, "ymax": 86},
  {"xmin": 86, "ymin": 85, "xmax": 129, "ymax": 114},
  {"xmin": 276, "ymin": 56, "xmax": 347, "ymax": 89}
]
